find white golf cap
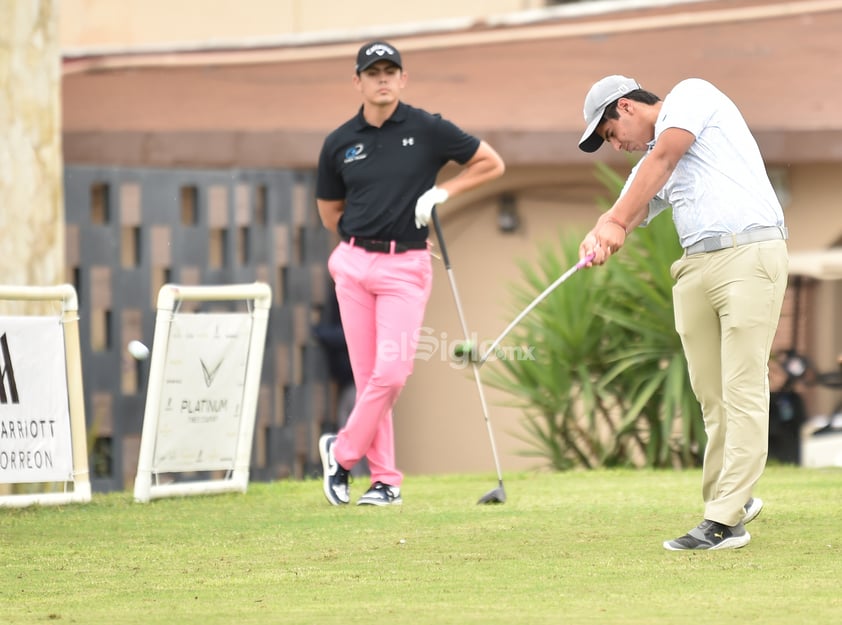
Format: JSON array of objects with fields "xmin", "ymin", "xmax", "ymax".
[{"xmin": 578, "ymin": 75, "xmax": 641, "ymax": 153}]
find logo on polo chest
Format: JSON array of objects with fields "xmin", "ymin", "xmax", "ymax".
[
  {"xmin": 343, "ymin": 143, "xmax": 368, "ymax": 163},
  {"xmin": 402, "ymin": 137, "xmax": 415, "ymax": 146}
]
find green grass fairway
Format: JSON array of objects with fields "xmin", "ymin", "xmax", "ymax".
[{"xmin": 2, "ymin": 466, "xmax": 840, "ymax": 624}]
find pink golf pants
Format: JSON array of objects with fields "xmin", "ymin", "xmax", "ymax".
[{"xmin": 327, "ymin": 241, "xmax": 433, "ymax": 486}]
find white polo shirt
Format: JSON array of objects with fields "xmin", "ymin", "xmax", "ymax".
[{"xmin": 629, "ymin": 78, "xmax": 784, "ymax": 249}]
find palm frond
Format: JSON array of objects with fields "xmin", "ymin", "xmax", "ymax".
[{"xmin": 484, "ymin": 167, "xmax": 704, "ymax": 470}]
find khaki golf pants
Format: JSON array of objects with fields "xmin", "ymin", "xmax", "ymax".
[{"xmin": 671, "ymin": 239, "xmax": 788, "ymax": 527}]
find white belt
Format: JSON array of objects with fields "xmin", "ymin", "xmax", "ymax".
[{"xmin": 685, "ymin": 226, "xmax": 788, "ymax": 256}]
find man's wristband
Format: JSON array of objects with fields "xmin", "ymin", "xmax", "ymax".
[{"xmin": 605, "ymin": 216, "xmax": 628, "ymax": 234}]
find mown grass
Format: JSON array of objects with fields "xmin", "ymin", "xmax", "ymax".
[{"xmin": 1, "ymin": 465, "xmax": 840, "ymax": 624}]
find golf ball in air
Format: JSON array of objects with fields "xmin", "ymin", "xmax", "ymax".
[{"xmin": 127, "ymin": 340, "xmax": 150, "ymax": 360}]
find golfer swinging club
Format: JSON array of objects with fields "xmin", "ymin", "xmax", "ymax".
[
  {"xmin": 577, "ymin": 75, "xmax": 788, "ymax": 550},
  {"xmin": 315, "ymin": 41, "xmax": 504, "ymax": 506}
]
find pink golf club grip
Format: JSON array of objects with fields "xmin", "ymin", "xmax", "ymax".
[{"xmin": 577, "ymin": 252, "xmax": 596, "ymax": 268}]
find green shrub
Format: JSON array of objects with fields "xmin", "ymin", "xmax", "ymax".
[{"xmin": 487, "ymin": 163, "xmax": 704, "ymax": 469}]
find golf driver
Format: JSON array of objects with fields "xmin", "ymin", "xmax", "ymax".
[
  {"xmin": 430, "ymin": 208, "xmax": 506, "ymax": 505},
  {"xmin": 476, "ymin": 251, "xmax": 594, "ymax": 367}
]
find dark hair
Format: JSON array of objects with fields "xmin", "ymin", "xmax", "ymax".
[{"xmin": 601, "ymin": 89, "xmax": 661, "ymax": 122}]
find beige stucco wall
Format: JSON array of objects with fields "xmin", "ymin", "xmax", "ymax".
[
  {"xmin": 59, "ymin": 0, "xmax": 545, "ymax": 50},
  {"xmin": 785, "ymin": 164, "xmax": 842, "ymax": 251},
  {"xmin": 782, "ymin": 163, "xmax": 842, "ymax": 417},
  {"xmin": 0, "ymin": 0, "xmax": 64, "ymax": 312},
  {"xmin": 395, "ymin": 165, "xmax": 607, "ymax": 474}
]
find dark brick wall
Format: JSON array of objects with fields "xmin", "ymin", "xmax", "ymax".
[{"xmin": 64, "ymin": 165, "xmax": 332, "ymax": 491}]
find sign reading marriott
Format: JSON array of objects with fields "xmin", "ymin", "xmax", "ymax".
[{"xmin": 0, "ymin": 319, "xmax": 74, "ymax": 483}]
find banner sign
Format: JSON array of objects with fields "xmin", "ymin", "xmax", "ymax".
[
  {"xmin": 0, "ymin": 316, "xmax": 74, "ymax": 483},
  {"xmin": 152, "ymin": 312, "xmax": 252, "ymax": 472}
]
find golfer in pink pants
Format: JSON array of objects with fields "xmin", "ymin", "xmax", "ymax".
[{"xmin": 315, "ymin": 40, "xmax": 504, "ymax": 505}]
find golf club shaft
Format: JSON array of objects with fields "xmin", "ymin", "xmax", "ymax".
[
  {"xmin": 443, "ymin": 271, "xmax": 505, "ymax": 486},
  {"xmin": 431, "ymin": 208, "xmax": 506, "ymax": 486},
  {"xmin": 430, "ymin": 206, "xmax": 452, "ymax": 270},
  {"xmin": 479, "ymin": 253, "xmax": 594, "ymax": 366}
]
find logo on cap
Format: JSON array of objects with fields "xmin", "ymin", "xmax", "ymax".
[
  {"xmin": 366, "ymin": 43, "xmax": 396, "ymax": 58},
  {"xmin": 356, "ymin": 40, "xmax": 402, "ymax": 73}
]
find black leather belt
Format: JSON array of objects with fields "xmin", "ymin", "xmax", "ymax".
[{"xmin": 342, "ymin": 235, "xmax": 427, "ymax": 254}]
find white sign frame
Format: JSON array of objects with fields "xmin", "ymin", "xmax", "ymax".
[
  {"xmin": 133, "ymin": 283, "xmax": 271, "ymax": 503},
  {"xmin": 0, "ymin": 284, "xmax": 91, "ymax": 508}
]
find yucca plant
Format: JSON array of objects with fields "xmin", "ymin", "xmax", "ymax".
[
  {"xmin": 487, "ymin": 163, "xmax": 704, "ymax": 469},
  {"xmin": 489, "ymin": 241, "xmax": 615, "ymax": 469}
]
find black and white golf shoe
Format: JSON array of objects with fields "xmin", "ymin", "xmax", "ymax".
[
  {"xmin": 742, "ymin": 497, "xmax": 763, "ymax": 524},
  {"xmin": 319, "ymin": 434, "xmax": 350, "ymax": 505},
  {"xmin": 663, "ymin": 519, "xmax": 750, "ymax": 551},
  {"xmin": 356, "ymin": 481, "xmax": 402, "ymax": 506}
]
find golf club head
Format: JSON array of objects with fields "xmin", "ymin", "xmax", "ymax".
[
  {"xmin": 452, "ymin": 340, "xmax": 479, "ymax": 364},
  {"xmin": 477, "ymin": 486, "xmax": 506, "ymax": 505}
]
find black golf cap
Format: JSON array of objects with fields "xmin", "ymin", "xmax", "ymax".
[{"xmin": 355, "ymin": 41, "xmax": 402, "ymax": 73}]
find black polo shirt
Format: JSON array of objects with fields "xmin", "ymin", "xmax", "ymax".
[{"xmin": 316, "ymin": 102, "xmax": 480, "ymax": 242}]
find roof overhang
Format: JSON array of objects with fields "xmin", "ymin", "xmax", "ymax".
[
  {"xmin": 788, "ymin": 249, "xmax": 842, "ymax": 280},
  {"xmin": 61, "ymin": 0, "xmax": 842, "ymax": 169}
]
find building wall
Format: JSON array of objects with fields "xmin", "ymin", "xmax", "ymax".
[
  {"xmin": 64, "ymin": 165, "xmax": 333, "ymax": 490},
  {"xmin": 786, "ymin": 164, "xmax": 842, "ymax": 418},
  {"xmin": 397, "ymin": 165, "xmax": 606, "ymax": 474},
  {"xmin": 406, "ymin": 161, "xmax": 842, "ymax": 474},
  {"xmin": 54, "ymin": 0, "xmax": 842, "ymax": 477},
  {"xmin": 59, "ymin": 0, "xmax": 547, "ymax": 50}
]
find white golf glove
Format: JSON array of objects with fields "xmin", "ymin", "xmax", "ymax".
[{"xmin": 414, "ymin": 186, "xmax": 449, "ymax": 229}]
